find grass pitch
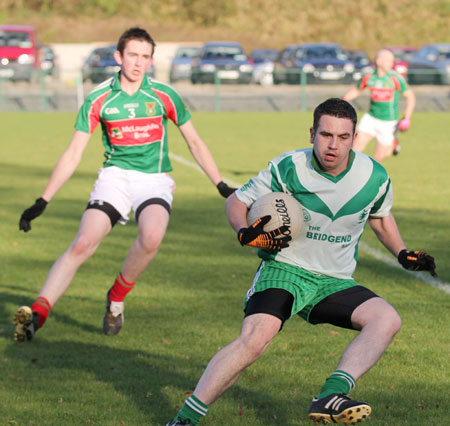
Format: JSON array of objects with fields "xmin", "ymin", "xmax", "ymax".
[{"xmin": 1, "ymin": 111, "xmax": 449, "ymax": 425}]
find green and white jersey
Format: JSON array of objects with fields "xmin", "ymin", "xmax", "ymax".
[
  {"xmin": 357, "ymin": 70, "xmax": 409, "ymax": 121},
  {"xmin": 236, "ymin": 148, "xmax": 393, "ymax": 280},
  {"xmin": 75, "ymin": 73, "xmax": 191, "ymax": 173}
]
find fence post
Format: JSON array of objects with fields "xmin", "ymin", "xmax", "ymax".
[
  {"xmin": 39, "ymin": 70, "xmax": 49, "ymax": 112},
  {"xmin": 75, "ymin": 74, "xmax": 84, "ymax": 110},
  {"xmin": 214, "ymin": 70, "xmax": 221, "ymax": 112},
  {"xmin": 299, "ymin": 70, "xmax": 307, "ymax": 112}
]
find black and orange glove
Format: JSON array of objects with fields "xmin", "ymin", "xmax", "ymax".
[
  {"xmin": 238, "ymin": 215, "xmax": 291, "ymax": 252},
  {"xmin": 19, "ymin": 197, "xmax": 48, "ymax": 232},
  {"xmin": 398, "ymin": 249, "xmax": 436, "ymax": 276},
  {"xmin": 217, "ymin": 181, "xmax": 236, "ymax": 198}
]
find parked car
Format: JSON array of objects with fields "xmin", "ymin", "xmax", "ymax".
[
  {"xmin": 407, "ymin": 43, "xmax": 450, "ymax": 85},
  {"xmin": 191, "ymin": 41, "xmax": 253, "ymax": 84},
  {"xmin": 0, "ymin": 25, "xmax": 40, "ymax": 81},
  {"xmin": 384, "ymin": 46, "xmax": 417, "ymax": 78},
  {"xmin": 169, "ymin": 45, "xmax": 201, "ymax": 83},
  {"xmin": 344, "ymin": 49, "xmax": 374, "ymax": 81},
  {"xmin": 82, "ymin": 44, "xmax": 155, "ymax": 83},
  {"xmin": 249, "ymin": 48, "xmax": 280, "ymax": 86},
  {"xmin": 286, "ymin": 43, "xmax": 355, "ymax": 84},
  {"xmin": 39, "ymin": 44, "xmax": 58, "ymax": 78},
  {"xmin": 272, "ymin": 44, "xmax": 299, "ymax": 84}
]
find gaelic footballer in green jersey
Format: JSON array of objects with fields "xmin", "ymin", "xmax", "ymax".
[
  {"xmin": 343, "ymin": 49, "xmax": 416, "ymax": 162},
  {"xmin": 236, "ymin": 148, "xmax": 392, "ymax": 280},
  {"xmin": 15, "ymin": 27, "xmax": 235, "ymax": 343},
  {"xmin": 76, "ymin": 73, "xmax": 191, "ymax": 173},
  {"xmin": 166, "ymin": 98, "xmax": 435, "ymax": 426}
]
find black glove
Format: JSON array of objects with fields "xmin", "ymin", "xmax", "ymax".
[
  {"xmin": 19, "ymin": 197, "xmax": 48, "ymax": 232},
  {"xmin": 398, "ymin": 249, "xmax": 436, "ymax": 277},
  {"xmin": 217, "ymin": 181, "xmax": 236, "ymax": 198},
  {"xmin": 238, "ymin": 215, "xmax": 291, "ymax": 252}
]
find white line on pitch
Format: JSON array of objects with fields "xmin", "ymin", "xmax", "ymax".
[{"xmin": 169, "ymin": 152, "xmax": 450, "ymax": 294}]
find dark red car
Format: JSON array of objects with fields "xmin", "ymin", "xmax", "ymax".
[
  {"xmin": 0, "ymin": 25, "xmax": 40, "ymax": 81},
  {"xmin": 384, "ymin": 46, "xmax": 418, "ymax": 78}
]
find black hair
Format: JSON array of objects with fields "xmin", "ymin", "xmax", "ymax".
[
  {"xmin": 313, "ymin": 98, "xmax": 357, "ymax": 133},
  {"xmin": 117, "ymin": 27, "xmax": 156, "ymax": 56}
]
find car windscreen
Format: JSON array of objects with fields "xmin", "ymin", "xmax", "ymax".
[
  {"xmin": 436, "ymin": 47, "xmax": 450, "ymax": 60},
  {"xmin": 101, "ymin": 48, "xmax": 116, "ymax": 61},
  {"xmin": 203, "ymin": 46, "xmax": 246, "ymax": 61},
  {"xmin": 301, "ymin": 47, "xmax": 347, "ymax": 60},
  {"xmin": 0, "ymin": 31, "xmax": 32, "ymax": 48},
  {"xmin": 251, "ymin": 49, "xmax": 279, "ymax": 62},
  {"xmin": 176, "ymin": 47, "xmax": 201, "ymax": 58},
  {"xmin": 391, "ymin": 50, "xmax": 416, "ymax": 61}
]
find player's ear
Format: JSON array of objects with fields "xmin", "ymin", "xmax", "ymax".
[
  {"xmin": 309, "ymin": 127, "xmax": 315, "ymax": 144},
  {"xmin": 114, "ymin": 50, "xmax": 123, "ymax": 66}
]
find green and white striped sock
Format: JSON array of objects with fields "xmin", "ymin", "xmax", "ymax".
[
  {"xmin": 176, "ymin": 394, "xmax": 208, "ymax": 425},
  {"xmin": 318, "ymin": 370, "xmax": 356, "ymax": 399}
]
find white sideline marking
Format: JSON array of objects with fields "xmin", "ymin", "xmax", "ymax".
[
  {"xmin": 359, "ymin": 242, "xmax": 450, "ymax": 295},
  {"xmin": 169, "ymin": 153, "xmax": 241, "ymax": 187},
  {"xmin": 169, "ymin": 153, "xmax": 450, "ymax": 295}
]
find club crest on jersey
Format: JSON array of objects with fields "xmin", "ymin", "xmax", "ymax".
[
  {"xmin": 145, "ymin": 102, "xmax": 157, "ymax": 116},
  {"xmin": 111, "ymin": 127, "xmax": 123, "ymax": 139},
  {"xmin": 302, "ymin": 208, "xmax": 311, "ymax": 222},
  {"xmin": 358, "ymin": 208, "xmax": 369, "ymax": 223}
]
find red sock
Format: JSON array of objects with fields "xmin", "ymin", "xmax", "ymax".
[
  {"xmin": 108, "ymin": 273, "xmax": 136, "ymax": 302},
  {"xmin": 31, "ymin": 297, "xmax": 52, "ymax": 329}
]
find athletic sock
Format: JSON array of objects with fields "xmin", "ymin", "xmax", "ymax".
[
  {"xmin": 31, "ymin": 296, "xmax": 52, "ymax": 329},
  {"xmin": 175, "ymin": 394, "xmax": 208, "ymax": 425},
  {"xmin": 318, "ymin": 370, "xmax": 356, "ymax": 399},
  {"xmin": 108, "ymin": 273, "xmax": 135, "ymax": 302}
]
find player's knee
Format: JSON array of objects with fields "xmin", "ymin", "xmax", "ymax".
[
  {"xmin": 377, "ymin": 307, "xmax": 402, "ymax": 337},
  {"xmin": 70, "ymin": 234, "xmax": 99, "ymax": 258},
  {"xmin": 388, "ymin": 309, "xmax": 402, "ymax": 336},
  {"xmin": 138, "ymin": 230, "xmax": 164, "ymax": 254},
  {"xmin": 238, "ymin": 332, "xmax": 273, "ymax": 361}
]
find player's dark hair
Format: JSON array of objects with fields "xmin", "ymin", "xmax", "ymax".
[
  {"xmin": 117, "ymin": 27, "xmax": 156, "ymax": 56},
  {"xmin": 313, "ymin": 98, "xmax": 357, "ymax": 133}
]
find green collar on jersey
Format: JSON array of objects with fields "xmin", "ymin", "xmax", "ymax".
[
  {"xmin": 110, "ymin": 71, "xmax": 152, "ymax": 91},
  {"xmin": 311, "ymin": 149, "xmax": 355, "ymax": 183}
]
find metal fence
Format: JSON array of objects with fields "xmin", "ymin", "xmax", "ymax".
[{"xmin": 0, "ymin": 69, "xmax": 449, "ymax": 113}]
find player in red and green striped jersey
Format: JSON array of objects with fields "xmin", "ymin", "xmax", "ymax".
[
  {"xmin": 343, "ymin": 49, "xmax": 416, "ymax": 162},
  {"xmin": 14, "ymin": 27, "xmax": 235, "ymax": 341}
]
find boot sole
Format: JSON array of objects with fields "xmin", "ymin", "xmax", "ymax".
[
  {"xmin": 309, "ymin": 404, "xmax": 371, "ymax": 425},
  {"xmin": 13, "ymin": 306, "xmax": 33, "ymax": 342}
]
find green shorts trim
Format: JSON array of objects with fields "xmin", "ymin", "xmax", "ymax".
[{"xmin": 244, "ymin": 260, "xmax": 359, "ymax": 324}]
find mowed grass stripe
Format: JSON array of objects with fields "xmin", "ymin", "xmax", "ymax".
[{"xmin": 1, "ymin": 111, "xmax": 448, "ymax": 425}]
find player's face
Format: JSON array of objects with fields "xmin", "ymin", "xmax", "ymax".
[
  {"xmin": 114, "ymin": 39, "xmax": 153, "ymax": 84},
  {"xmin": 310, "ymin": 115, "xmax": 355, "ymax": 176},
  {"xmin": 376, "ymin": 51, "xmax": 394, "ymax": 73}
]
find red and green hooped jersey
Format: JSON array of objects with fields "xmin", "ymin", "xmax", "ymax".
[
  {"xmin": 75, "ymin": 73, "xmax": 191, "ymax": 173},
  {"xmin": 357, "ymin": 70, "xmax": 409, "ymax": 121}
]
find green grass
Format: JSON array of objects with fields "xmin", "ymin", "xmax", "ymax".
[{"xmin": 1, "ymin": 112, "xmax": 449, "ymax": 425}]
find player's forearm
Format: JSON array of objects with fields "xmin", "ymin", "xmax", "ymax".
[
  {"xmin": 369, "ymin": 214, "xmax": 406, "ymax": 257},
  {"xmin": 342, "ymin": 87, "xmax": 360, "ymax": 101},
  {"xmin": 188, "ymin": 140, "xmax": 223, "ymax": 186},
  {"xmin": 41, "ymin": 132, "xmax": 89, "ymax": 201},
  {"xmin": 403, "ymin": 90, "xmax": 416, "ymax": 120},
  {"xmin": 41, "ymin": 153, "xmax": 82, "ymax": 201},
  {"xmin": 226, "ymin": 193, "xmax": 249, "ymax": 232}
]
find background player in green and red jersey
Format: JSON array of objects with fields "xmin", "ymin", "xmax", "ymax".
[
  {"xmin": 343, "ymin": 49, "xmax": 416, "ymax": 162},
  {"xmin": 14, "ymin": 27, "xmax": 236, "ymax": 341}
]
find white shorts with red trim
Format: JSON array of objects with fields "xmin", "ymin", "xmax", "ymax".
[
  {"xmin": 89, "ymin": 166, "xmax": 176, "ymax": 224},
  {"xmin": 357, "ymin": 113, "xmax": 397, "ymax": 146}
]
